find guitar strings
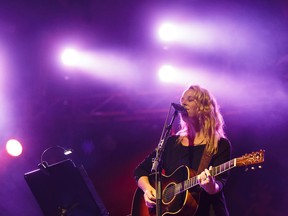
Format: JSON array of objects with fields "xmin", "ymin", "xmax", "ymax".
[
  {"xmin": 161, "ymin": 158, "xmax": 252, "ymax": 201},
  {"xmin": 162, "ymin": 176, "xmax": 199, "ymax": 201}
]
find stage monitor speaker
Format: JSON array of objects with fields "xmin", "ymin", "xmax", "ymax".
[{"xmin": 24, "ymin": 159, "xmax": 109, "ymax": 216}]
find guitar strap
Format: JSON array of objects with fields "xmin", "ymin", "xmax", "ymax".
[{"xmin": 197, "ymin": 147, "xmax": 213, "ymax": 174}]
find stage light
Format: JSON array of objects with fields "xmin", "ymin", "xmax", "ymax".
[
  {"xmin": 61, "ymin": 48, "xmax": 79, "ymax": 66},
  {"xmin": 157, "ymin": 20, "xmax": 215, "ymax": 48},
  {"xmin": 6, "ymin": 139, "xmax": 23, "ymax": 157},
  {"xmin": 59, "ymin": 48, "xmax": 137, "ymax": 85},
  {"xmin": 158, "ymin": 23, "xmax": 177, "ymax": 42},
  {"xmin": 158, "ymin": 65, "xmax": 177, "ymax": 82}
]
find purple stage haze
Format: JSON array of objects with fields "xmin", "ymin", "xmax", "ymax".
[{"xmin": 0, "ymin": 0, "xmax": 288, "ymax": 215}]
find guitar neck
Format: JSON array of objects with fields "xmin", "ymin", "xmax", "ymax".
[
  {"xmin": 175, "ymin": 158, "xmax": 236, "ymax": 195},
  {"xmin": 211, "ymin": 158, "xmax": 236, "ymax": 177}
]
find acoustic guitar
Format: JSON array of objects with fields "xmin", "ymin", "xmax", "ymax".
[{"xmin": 131, "ymin": 150, "xmax": 265, "ymax": 216}]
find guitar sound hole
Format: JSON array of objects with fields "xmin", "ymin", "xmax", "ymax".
[{"xmin": 162, "ymin": 183, "xmax": 175, "ymax": 204}]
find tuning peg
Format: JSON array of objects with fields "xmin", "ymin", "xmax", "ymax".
[{"xmin": 245, "ymin": 166, "xmax": 257, "ymax": 172}]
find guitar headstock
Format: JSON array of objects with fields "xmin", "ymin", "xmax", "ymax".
[{"xmin": 236, "ymin": 149, "xmax": 265, "ymax": 167}]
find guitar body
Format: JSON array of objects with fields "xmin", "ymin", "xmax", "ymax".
[{"xmin": 131, "ymin": 165, "xmax": 200, "ymax": 216}]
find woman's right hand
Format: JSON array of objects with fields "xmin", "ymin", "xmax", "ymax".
[
  {"xmin": 137, "ymin": 176, "xmax": 156, "ymax": 208},
  {"xmin": 143, "ymin": 188, "xmax": 156, "ymax": 208}
]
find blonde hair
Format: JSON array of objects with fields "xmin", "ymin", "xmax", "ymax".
[{"xmin": 177, "ymin": 85, "xmax": 225, "ymax": 154}]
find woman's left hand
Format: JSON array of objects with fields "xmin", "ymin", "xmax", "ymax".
[{"xmin": 197, "ymin": 166, "xmax": 220, "ymax": 194}]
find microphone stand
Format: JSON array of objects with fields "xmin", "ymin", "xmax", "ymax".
[{"xmin": 151, "ymin": 105, "xmax": 179, "ymax": 216}]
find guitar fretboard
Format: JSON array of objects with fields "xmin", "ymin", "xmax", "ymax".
[{"xmin": 173, "ymin": 158, "xmax": 236, "ymax": 195}]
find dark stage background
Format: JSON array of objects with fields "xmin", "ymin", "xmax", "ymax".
[{"xmin": 0, "ymin": 0, "xmax": 288, "ymax": 215}]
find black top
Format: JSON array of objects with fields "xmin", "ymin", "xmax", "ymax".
[{"xmin": 134, "ymin": 135, "xmax": 231, "ymax": 216}]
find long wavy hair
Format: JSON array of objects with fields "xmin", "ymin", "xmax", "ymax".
[{"xmin": 176, "ymin": 85, "xmax": 225, "ymax": 154}]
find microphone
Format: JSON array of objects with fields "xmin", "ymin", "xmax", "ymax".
[{"xmin": 171, "ymin": 103, "xmax": 187, "ymax": 113}]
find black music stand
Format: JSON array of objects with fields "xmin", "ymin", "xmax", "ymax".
[{"xmin": 24, "ymin": 159, "xmax": 109, "ymax": 216}]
